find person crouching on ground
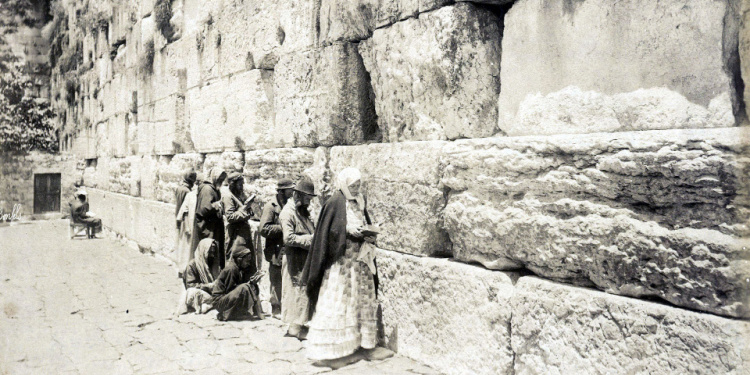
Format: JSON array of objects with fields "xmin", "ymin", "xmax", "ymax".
[
  {"xmin": 259, "ymin": 178, "xmax": 295, "ymax": 319},
  {"xmin": 302, "ymin": 168, "xmax": 393, "ymax": 367},
  {"xmin": 175, "ymin": 238, "xmax": 218, "ymax": 316},
  {"xmin": 280, "ymin": 176, "xmax": 316, "ymax": 339},
  {"xmin": 209, "ymin": 245, "xmax": 264, "ymax": 321},
  {"xmin": 70, "ymin": 189, "xmax": 102, "ymax": 239}
]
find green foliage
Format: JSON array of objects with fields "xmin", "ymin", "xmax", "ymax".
[{"xmin": 0, "ymin": 70, "xmax": 58, "ymax": 153}]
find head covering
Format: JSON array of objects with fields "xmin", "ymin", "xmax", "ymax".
[
  {"xmin": 231, "ymin": 246, "xmax": 252, "ymax": 261},
  {"xmin": 195, "ymin": 172, "xmax": 205, "ymax": 184},
  {"xmin": 227, "ymin": 172, "xmax": 243, "ymax": 183},
  {"xmin": 293, "ymin": 176, "xmax": 316, "ymax": 196},
  {"xmin": 207, "ymin": 167, "xmax": 227, "ymax": 187},
  {"xmin": 75, "ymin": 188, "xmax": 88, "ymax": 197},
  {"xmin": 277, "ymin": 178, "xmax": 295, "ymax": 190},
  {"xmin": 193, "ymin": 239, "xmax": 216, "ymax": 284},
  {"xmin": 182, "ymin": 170, "xmax": 197, "ymax": 185},
  {"xmin": 336, "ymin": 168, "xmax": 365, "ymax": 208}
]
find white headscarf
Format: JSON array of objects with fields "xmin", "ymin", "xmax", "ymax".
[{"xmin": 336, "ymin": 168, "xmax": 365, "ymax": 207}]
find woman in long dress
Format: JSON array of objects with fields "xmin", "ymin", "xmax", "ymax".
[
  {"xmin": 302, "ymin": 168, "xmax": 392, "ymax": 366},
  {"xmin": 175, "ymin": 174, "xmax": 200, "ymax": 277},
  {"xmin": 175, "ymin": 238, "xmax": 218, "ymax": 316}
]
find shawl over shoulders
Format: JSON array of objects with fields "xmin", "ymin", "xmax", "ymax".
[{"xmin": 302, "ymin": 191, "xmax": 378, "ymax": 318}]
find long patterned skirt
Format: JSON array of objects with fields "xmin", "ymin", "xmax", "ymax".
[{"xmin": 306, "ymin": 240, "xmax": 378, "ymax": 360}]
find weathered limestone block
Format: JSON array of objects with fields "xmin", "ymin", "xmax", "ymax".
[
  {"xmin": 155, "ymin": 153, "xmax": 204, "ymax": 204},
  {"xmin": 87, "ymin": 188, "xmax": 177, "ymax": 260},
  {"xmin": 276, "ymin": 0, "xmax": 320, "ymax": 55},
  {"xmin": 499, "ymin": 0, "xmax": 741, "ymax": 135},
  {"xmin": 360, "ymin": 3, "xmax": 501, "ymax": 142},
  {"xmin": 243, "ymin": 148, "xmax": 316, "ymax": 204},
  {"xmin": 441, "ymin": 128, "xmax": 750, "ymax": 317},
  {"xmin": 741, "ymin": 0, "xmax": 750, "ymax": 121},
  {"xmin": 139, "ymin": 39, "xmax": 187, "ymax": 106},
  {"xmin": 139, "ymin": 155, "xmax": 158, "ymax": 200},
  {"xmin": 274, "ymin": 42, "xmax": 378, "ymax": 148},
  {"xmin": 185, "ymin": 69, "xmax": 274, "ymax": 152},
  {"xmin": 202, "ymin": 152, "xmax": 244, "ymax": 175},
  {"xmin": 512, "ymin": 277, "xmax": 750, "ymax": 374},
  {"xmin": 330, "ymin": 141, "xmax": 450, "ymax": 256},
  {"xmin": 320, "ymin": 0, "xmax": 511, "ymax": 44},
  {"xmin": 138, "ymin": 94, "xmax": 188, "ymax": 155},
  {"xmin": 377, "ymin": 249, "xmax": 516, "ymax": 375},
  {"xmin": 215, "ymin": 0, "xmax": 282, "ymax": 72},
  {"xmin": 108, "ymin": 156, "xmax": 142, "ymax": 197}
]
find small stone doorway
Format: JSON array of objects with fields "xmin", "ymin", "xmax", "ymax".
[{"xmin": 33, "ymin": 173, "xmax": 61, "ymax": 213}]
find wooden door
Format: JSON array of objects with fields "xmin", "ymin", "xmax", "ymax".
[{"xmin": 33, "ymin": 173, "xmax": 61, "ymax": 214}]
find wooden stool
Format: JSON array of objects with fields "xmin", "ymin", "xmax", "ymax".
[{"xmin": 69, "ymin": 220, "xmax": 88, "ymax": 239}]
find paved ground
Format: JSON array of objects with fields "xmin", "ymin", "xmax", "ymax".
[{"xmin": 0, "ymin": 220, "xmax": 439, "ymax": 374}]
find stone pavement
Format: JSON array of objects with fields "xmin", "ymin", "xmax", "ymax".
[{"xmin": 0, "ymin": 220, "xmax": 440, "ymax": 375}]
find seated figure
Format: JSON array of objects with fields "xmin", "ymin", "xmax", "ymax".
[
  {"xmin": 209, "ymin": 245, "xmax": 264, "ymax": 321},
  {"xmin": 175, "ymin": 238, "xmax": 218, "ymax": 316},
  {"xmin": 70, "ymin": 189, "xmax": 102, "ymax": 239}
]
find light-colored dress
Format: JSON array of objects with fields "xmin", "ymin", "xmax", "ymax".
[
  {"xmin": 306, "ymin": 199, "xmax": 378, "ymax": 361},
  {"xmin": 175, "ymin": 190, "xmax": 197, "ymax": 273}
]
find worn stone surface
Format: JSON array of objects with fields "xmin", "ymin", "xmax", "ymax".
[
  {"xmin": 243, "ymin": 147, "xmax": 317, "ymax": 205},
  {"xmin": 377, "ymin": 249, "xmax": 515, "ymax": 375},
  {"xmin": 185, "ymin": 69, "xmax": 274, "ymax": 152},
  {"xmin": 512, "ymin": 277, "xmax": 750, "ymax": 374},
  {"xmin": 442, "ymin": 128, "xmax": 750, "ymax": 318},
  {"xmin": 499, "ymin": 0, "xmax": 741, "ymax": 134},
  {"xmin": 202, "ymin": 152, "xmax": 245, "ymax": 176},
  {"xmin": 741, "ymin": 0, "xmax": 750, "ymax": 121},
  {"xmin": 274, "ymin": 42, "xmax": 379, "ymax": 148},
  {"xmin": 0, "ymin": 220, "xmax": 431, "ymax": 374},
  {"xmin": 155, "ymin": 153, "xmax": 204, "ymax": 204},
  {"xmin": 320, "ymin": 0, "xmax": 511, "ymax": 45},
  {"xmin": 330, "ymin": 141, "xmax": 450, "ymax": 256},
  {"xmin": 107, "ymin": 156, "xmax": 142, "ymax": 197},
  {"xmin": 360, "ymin": 3, "xmax": 501, "ymax": 141}
]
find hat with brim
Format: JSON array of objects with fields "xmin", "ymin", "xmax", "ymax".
[
  {"xmin": 293, "ymin": 177, "xmax": 316, "ymax": 196},
  {"xmin": 277, "ymin": 178, "xmax": 295, "ymax": 190}
]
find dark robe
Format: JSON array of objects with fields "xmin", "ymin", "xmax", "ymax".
[
  {"xmin": 191, "ymin": 182, "xmax": 226, "ymax": 269},
  {"xmin": 70, "ymin": 200, "xmax": 102, "ymax": 229},
  {"xmin": 301, "ymin": 191, "xmax": 378, "ymax": 319},
  {"xmin": 209, "ymin": 260, "xmax": 261, "ymax": 321},
  {"xmin": 175, "ymin": 182, "xmax": 191, "ymax": 218},
  {"xmin": 222, "ymin": 188, "xmax": 253, "ymax": 261}
]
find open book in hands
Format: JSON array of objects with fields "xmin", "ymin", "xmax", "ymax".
[
  {"xmin": 360, "ymin": 224, "xmax": 380, "ymax": 237},
  {"xmin": 85, "ymin": 211, "xmax": 96, "ymax": 217}
]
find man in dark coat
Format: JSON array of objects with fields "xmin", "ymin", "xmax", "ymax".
[
  {"xmin": 175, "ymin": 170, "xmax": 197, "ymax": 226},
  {"xmin": 192, "ymin": 167, "xmax": 227, "ymax": 271},
  {"xmin": 70, "ymin": 189, "xmax": 102, "ymax": 239},
  {"xmin": 222, "ymin": 172, "xmax": 255, "ymax": 262},
  {"xmin": 209, "ymin": 246, "xmax": 263, "ymax": 321},
  {"xmin": 259, "ymin": 178, "xmax": 295, "ymax": 317}
]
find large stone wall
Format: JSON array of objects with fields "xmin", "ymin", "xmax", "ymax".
[{"xmin": 44, "ymin": 0, "xmax": 750, "ymax": 373}]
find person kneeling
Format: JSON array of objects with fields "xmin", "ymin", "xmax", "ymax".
[
  {"xmin": 209, "ymin": 246, "xmax": 264, "ymax": 321},
  {"xmin": 175, "ymin": 238, "xmax": 218, "ymax": 316}
]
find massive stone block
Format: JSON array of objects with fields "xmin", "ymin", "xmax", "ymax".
[
  {"xmin": 185, "ymin": 69, "xmax": 274, "ymax": 152},
  {"xmin": 499, "ymin": 0, "xmax": 741, "ymax": 135},
  {"xmin": 138, "ymin": 95, "xmax": 186, "ymax": 155},
  {"xmin": 107, "ymin": 156, "xmax": 143, "ymax": 197},
  {"xmin": 274, "ymin": 42, "xmax": 378, "ymax": 148},
  {"xmin": 441, "ymin": 128, "xmax": 750, "ymax": 318},
  {"xmin": 741, "ymin": 0, "xmax": 750, "ymax": 121},
  {"xmin": 319, "ymin": 0, "xmax": 511, "ymax": 45},
  {"xmin": 512, "ymin": 277, "xmax": 750, "ymax": 374},
  {"xmin": 377, "ymin": 249, "xmax": 516, "ymax": 375},
  {"xmin": 155, "ymin": 153, "xmax": 204, "ymax": 204},
  {"xmin": 202, "ymin": 152, "xmax": 244, "ymax": 175},
  {"xmin": 360, "ymin": 3, "xmax": 502, "ymax": 141},
  {"xmin": 243, "ymin": 148, "xmax": 316, "ymax": 204},
  {"xmin": 330, "ymin": 141, "xmax": 450, "ymax": 256}
]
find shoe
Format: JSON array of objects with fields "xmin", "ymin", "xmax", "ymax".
[{"xmin": 312, "ymin": 352, "xmax": 364, "ymax": 370}]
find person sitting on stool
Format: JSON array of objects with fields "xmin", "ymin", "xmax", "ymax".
[{"xmin": 70, "ymin": 189, "xmax": 102, "ymax": 239}]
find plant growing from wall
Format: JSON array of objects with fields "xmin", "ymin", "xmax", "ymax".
[
  {"xmin": 0, "ymin": 69, "xmax": 58, "ymax": 153},
  {"xmin": 153, "ymin": 0, "xmax": 175, "ymax": 42},
  {"xmin": 139, "ymin": 38, "xmax": 155, "ymax": 75}
]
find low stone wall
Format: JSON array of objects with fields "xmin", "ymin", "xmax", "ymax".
[{"xmin": 0, "ymin": 152, "xmax": 82, "ymax": 219}]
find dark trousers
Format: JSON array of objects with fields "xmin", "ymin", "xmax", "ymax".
[{"xmin": 269, "ymin": 263, "xmax": 282, "ymax": 314}]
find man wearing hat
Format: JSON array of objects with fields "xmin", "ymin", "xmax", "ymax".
[
  {"xmin": 222, "ymin": 172, "xmax": 255, "ymax": 262},
  {"xmin": 70, "ymin": 188, "xmax": 102, "ymax": 239},
  {"xmin": 279, "ymin": 176, "xmax": 316, "ymax": 339},
  {"xmin": 259, "ymin": 178, "xmax": 295, "ymax": 318}
]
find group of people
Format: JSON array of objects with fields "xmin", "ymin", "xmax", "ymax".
[{"xmin": 173, "ymin": 167, "xmax": 392, "ymax": 366}]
